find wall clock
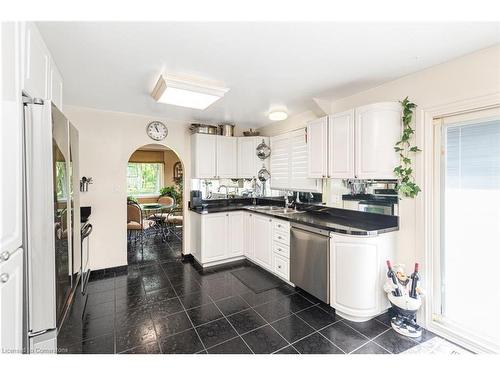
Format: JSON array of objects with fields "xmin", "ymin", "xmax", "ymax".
[{"xmin": 146, "ymin": 121, "xmax": 168, "ymax": 141}]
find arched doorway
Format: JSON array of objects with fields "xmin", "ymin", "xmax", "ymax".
[{"xmin": 126, "ymin": 143, "xmax": 184, "ymax": 265}]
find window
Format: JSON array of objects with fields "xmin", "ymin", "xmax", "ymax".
[
  {"xmin": 433, "ymin": 107, "xmax": 500, "ymax": 352},
  {"xmin": 127, "ymin": 163, "xmax": 163, "ymax": 196}
]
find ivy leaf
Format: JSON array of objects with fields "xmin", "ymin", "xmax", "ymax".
[{"xmin": 410, "ymin": 146, "xmax": 422, "ymax": 152}]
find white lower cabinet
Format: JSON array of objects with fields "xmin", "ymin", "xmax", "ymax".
[
  {"xmin": 0, "ymin": 247, "xmax": 24, "ymax": 353},
  {"xmin": 191, "ymin": 211, "xmax": 291, "ymax": 282},
  {"xmin": 243, "ymin": 212, "xmax": 255, "ymax": 260},
  {"xmin": 330, "ymin": 232, "xmax": 396, "ymax": 322},
  {"xmin": 195, "ymin": 211, "xmax": 245, "ymax": 265},
  {"xmin": 227, "ymin": 211, "xmax": 244, "ymax": 258},
  {"xmin": 202, "ymin": 213, "xmax": 228, "ymax": 263},
  {"xmin": 253, "ymin": 214, "xmax": 273, "ymax": 271},
  {"xmin": 273, "ymin": 253, "xmax": 289, "ymax": 280}
]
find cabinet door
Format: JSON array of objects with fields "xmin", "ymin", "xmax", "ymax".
[
  {"xmin": 243, "ymin": 212, "xmax": 255, "ymax": 260},
  {"xmin": 50, "ymin": 61, "xmax": 63, "ymax": 110},
  {"xmin": 252, "ymin": 215, "xmax": 273, "ymax": 271},
  {"xmin": 355, "ymin": 102, "xmax": 401, "ymax": 179},
  {"xmin": 1, "ymin": 22, "xmax": 23, "ymax": 254},
  {"xmin": 191, "ymin": 134, "xmax": 217, "ymax": 179},
  {"xmin": 328, "ymin": 110, "xmax": 355, "ymax": 179},
  {"xmin": 202, "ymin": 213, "xmax": 227, "ymax": 263},
  {"xmin": 227, "ymin": 212, "xmax": 244, "ymax": 257},
  {"xmin": 217, "ymin": 136, "xmax": 238, "ymax": 178},
  {"xmin": 237, "ymin": 137, "xmax": 256, "ymax": 178},
  {"xmin": 307, "ymin": 117, "xmax": 328, "ymax": 178},
  {"xmin": 270, "ymin": 134, "xmax": 290, "ymax": 189},
  {"xmin": 289, "ymin": 129, "xmax": 321, "ymax": 192},
  {"xmin": 330, "ymin": 235, "xmax": 379, "ymax": 318},
  {"xmin": 23, "ymin": 22, "xmax": 49, "ymax": 99},
  {"xmin": 0, "ymin": 248, "xmax": 23, "ymax": 353}
]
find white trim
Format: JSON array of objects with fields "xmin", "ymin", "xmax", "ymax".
[{"xmin": 418, "ymin": 92, "xmax": 500, "ymax": 354}]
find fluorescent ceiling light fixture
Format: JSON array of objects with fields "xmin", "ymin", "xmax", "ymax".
[
  {"xmin": 268, "ymin": 111, "xmax": 288, "ymax": 121},
  {"xmin": 151, "ymin": 74, "xmax": 229, "ymax": 110}
]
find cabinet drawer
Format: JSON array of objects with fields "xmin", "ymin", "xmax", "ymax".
[
  {"xmin": 273, "ymin": 220, "xmax": 289, "ymax": 232},
  {"xmin": 273, "ymin": 253, "xmax": 289, "ymax": 281},
  {"xmin": 273, "ymin": 229, "xmax": 289, "ymax": 245},
  {"xmin": 273, "ymin": 241, "xmax": 290, "ymax": 258}
]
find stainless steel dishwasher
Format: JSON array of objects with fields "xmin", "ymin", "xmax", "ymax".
[{"xmin": 290, "ymin": 223, "xmax": 330, "ymax": 303}]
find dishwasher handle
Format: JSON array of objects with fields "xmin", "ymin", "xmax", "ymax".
[{"xmin": 290, "ymin": 222, "xmax": 330, "ymax": 237}]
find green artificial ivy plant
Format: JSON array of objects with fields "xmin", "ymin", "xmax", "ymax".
[{"xmin": 393, "ymin": 97, "xmax": 422, "ymax": 198}]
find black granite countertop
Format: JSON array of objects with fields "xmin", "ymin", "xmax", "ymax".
[{"xmin": 189, "ymin": 198, "xmax": 399, "ymax": 236}]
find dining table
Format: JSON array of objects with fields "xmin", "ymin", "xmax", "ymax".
[{"xmin": 139, "ymin": 203, "xmax": 174, "ymax": 241}]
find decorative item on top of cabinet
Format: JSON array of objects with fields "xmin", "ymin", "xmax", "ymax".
[{"xmin": 393, "ymin": 97, "xmax": 422, "ymax": 198}]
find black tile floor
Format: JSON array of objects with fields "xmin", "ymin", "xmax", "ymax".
[{"xmin": 58, "ymin": 233, "xmax": 438, "ymax": 354}]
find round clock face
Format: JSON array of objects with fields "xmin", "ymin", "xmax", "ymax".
[{"xmin": 146, "ymin": 121, "xmax": 168, "ymax": 141}]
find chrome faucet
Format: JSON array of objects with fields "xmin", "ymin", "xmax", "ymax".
[
  {"xmin": 284, "ymin": 191, "xmax": 294, "ymax": 208},
  {"xmin": 218, "ymin": 185, "xmax": 228, "ymax": 198}
]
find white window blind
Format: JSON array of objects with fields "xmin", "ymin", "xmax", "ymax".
[{"xmin": 438, "ymin": 107, "xmax": 500, "ymax": 352}]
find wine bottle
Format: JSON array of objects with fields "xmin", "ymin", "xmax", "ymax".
[
  {"xmin": 386, "ymin": 260, "xmax": 402, "ymax": 297},
  {"xmin": 409, "ymin": 262, "xmax": 420, "ymax": 299}
]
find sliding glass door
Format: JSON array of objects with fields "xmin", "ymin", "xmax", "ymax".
[{"xmin": 433, "ymin": 106, "xmax": 500, "ymax": 353}]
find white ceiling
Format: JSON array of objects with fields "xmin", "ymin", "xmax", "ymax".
[{"xmin": 37, "ymin": 22, "xmax": 500, "ymax": 128}]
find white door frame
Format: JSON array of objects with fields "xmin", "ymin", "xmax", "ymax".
[{"xmin": 417, "ymin": 93, "xmax": 500, "ymax": 353}]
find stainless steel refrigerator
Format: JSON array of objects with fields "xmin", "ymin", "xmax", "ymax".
[{"xmin": 23, "ymin": 99, "xmax": 80, "ymax": 352}]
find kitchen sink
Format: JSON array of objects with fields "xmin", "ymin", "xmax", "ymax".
[{"xmin": 246, "ymin": 205, "xmax": 304, "ymax": 215}]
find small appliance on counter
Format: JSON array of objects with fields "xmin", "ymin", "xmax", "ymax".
[
  {"xmin": 190, "ymin": 190, "xmax": 203, "ymax": 209},
  {"xmin": 343, "ymin": 180, "xmax": 399, "ymax": 215}
]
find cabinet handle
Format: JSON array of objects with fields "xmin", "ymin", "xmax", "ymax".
[
  {"xmin": 226, "ymin": 214, "xmax": 229, "ymax": 216},
  {"xmin": 0, "ymin": 273, "xmax": 9, "ymax": 283},
  {"xmin": 0, "ymin": 251, "xmax": 10, "ymax": 261},
  {"xmin": 278, "ymin": 236, "xmax": 282, "ymax": 240},
  {"xmin": 277, "ymin": 265, "xmax": 282, "ymax": 269},
  {"xmin": 277, "ymin": 224, "xmax": 281, "ymax": 228},
  {"xmin": 269, "ymin": 219, "xmax": 272, "ymax": 222}
]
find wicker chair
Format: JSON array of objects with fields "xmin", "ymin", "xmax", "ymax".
[{"xmin": 127, "ymin": 201, "xmax": 153, "ymax": 243}]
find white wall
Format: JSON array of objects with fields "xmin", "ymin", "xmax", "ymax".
[
  {"xmin": 65, "ymin": 105, "xmax": 192, "ymax": 271},
  {"xmin": 258, "ymin": 110, "xmax": 318, "ymax": 137},
  {"xmin": 326, "ymin": 44, "xmax": 500, "ymax": 269},
  {"xmin": 256, "ymin": 44, "xmax": 500, "ymax": 284}
]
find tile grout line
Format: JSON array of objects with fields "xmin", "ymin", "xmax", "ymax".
[
  {"xmin": 170, "ymin": 275, "xmax": 208, "ymax": 353},
  {"xmin": 206, "ymin": 295, "xmax": 255, "ymax": 354}
]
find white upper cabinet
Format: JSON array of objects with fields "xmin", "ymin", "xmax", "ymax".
[
  {"xmin": 191, "ymin": 134, "xmax": 239, "ymax": 179},
  {"xmin": 191, "ymin": 133, "xmax": 217, "ymax": 179},
  {"xmin": 306, "ymin": 102, "xmax": 400, "ymax": 180},
  {"xmin": 237, "ymin": 136, "xmax": 270, "ymax": 179},
  {"xmin": 270, "ymin": 129, "xmax": 320, "ymax": 192},
  {"xmin": 1, "ymin": 22, "xmax": 23, "ymax": 254},
  {"xmin": 328, "ymin": 109, "xmax": 355, "ymax": 179},
  {"xmin": 50, "ymin": 60, "xmax": 63, "ymax": 110},
  {"xmin": 23, "ymin": 22, "xmax": 50, "ymax": 100},
  {"xmin": 216, "ymin": 136, "xmax": 238, "ymax": 178},
  {"xmin": 355, "ymin": 102, "xmax": 401, "ymax": 179},
  {"xmin": 307, "ymin": 117, "xmax": 328, "ymax": 178}
]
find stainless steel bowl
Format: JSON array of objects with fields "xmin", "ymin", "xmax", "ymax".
[
  {"xmin": 218, "ymin": 123, "xmax": 235, "ymax": 136},
  {"xmin": 189, "ymin": 123, "xmax": 218, "ymax": 135}
]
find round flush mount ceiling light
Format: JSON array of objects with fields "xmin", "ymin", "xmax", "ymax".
[{"xmin": 268, "ymin": 111, "xmax": 288, "ymax": 121}]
